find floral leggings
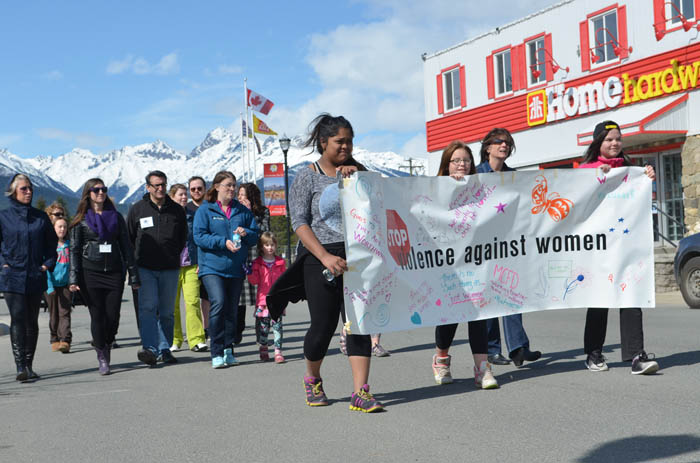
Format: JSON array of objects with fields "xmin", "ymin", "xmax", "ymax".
[{"xmin": 255, "ymin": 306, "xmax": 283, "ymax": 349}]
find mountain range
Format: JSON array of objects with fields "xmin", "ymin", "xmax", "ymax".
[{"xmin": 0, "ymin": 128, "xmax": 413, "ymax": 211}]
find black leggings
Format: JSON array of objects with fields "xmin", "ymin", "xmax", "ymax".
[
  {"xmin": 435, "ymin": 320, "xmax": 488, "ymax": 354},
  {"xmin": 303, "ymin": 245, "xmax": 371, "ymax": 361},
  {"xmin": 584, "ymin": 307, "xmax": 644, "ymax": 361},
  {"xmin": 5, "ymin": 292, "xmax": 42, "ymax": 368},
  {"xmin": 85, "ymin": 285, "xmax": 124, "ymax": 349}
]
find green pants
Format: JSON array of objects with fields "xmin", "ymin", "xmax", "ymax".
[{"xmin": 173, "ymin": 265, "xmax": 206, "ymax": 347}]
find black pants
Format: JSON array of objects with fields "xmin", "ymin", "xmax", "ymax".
[
  {"xmin": 5, "ymin": 292, "xmax": 42, "ymax": 369},
  {"xmin": 435, "ymin": 320, "xmax": 488, "ymax": 354},
  {"xmin": 84, "ymin": 285, "xmax": 124, "ymax": 350},
  {"xmin": 584, "ymin": 307, "xmax": 644, "ymax": 361},
  {"xmin": 303, "ymin": 245, "xmax": 370, "ymax": 361}
]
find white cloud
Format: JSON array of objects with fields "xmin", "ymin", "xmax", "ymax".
[
  {"xmin": 44, "ymin": 70, "xmax": 63, "ymax": 81},
  {"xmin": 399, "ymin": 133, "xmax": 428, "ymax": 159},
  {"xmin": 218, "ymin": 64, "xmax": 243, "ymax": 75},
  {"xmin": 0, "ymin": 133, "xmax": 22, "ymax": 148},
  {"xmin": 106, "ymin": 52, "xmax": 180, "ymax": 75},
  {"xmin": 36, "ymin": 128, "xmax": 111, "ymax": 148}
]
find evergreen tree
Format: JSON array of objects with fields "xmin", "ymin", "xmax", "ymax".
[{"xmin": 35, "ymin": 197, "xmax": 46, "ymax": 211}]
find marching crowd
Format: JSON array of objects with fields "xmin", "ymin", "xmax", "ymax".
[{"xmin": 1, "ymin": 114, "xmax": 660, "ymax": 413}]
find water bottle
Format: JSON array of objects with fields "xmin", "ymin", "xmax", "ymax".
[
  {"xmin": 231, "ymin": 232, "xmax": 241, "ymax": 250},
  {"xmin": 322, "ymin": 268, "xmax": 335, "ymax": 282}
]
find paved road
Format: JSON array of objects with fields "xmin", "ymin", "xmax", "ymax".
[{"xmin": 1, "ymin": 292, "xmax": 699, "ymax": 462}]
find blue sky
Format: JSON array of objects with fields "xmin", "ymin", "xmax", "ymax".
[{"xmin": 0, "ymin": 0, "xmax": 556, "ymax": 159}]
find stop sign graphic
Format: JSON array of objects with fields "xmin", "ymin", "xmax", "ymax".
[{"xmin": 386, "ymin": 209, "xmax": 410, "ymax": 266}]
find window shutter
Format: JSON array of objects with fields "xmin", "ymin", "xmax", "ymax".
[
  {"xmin": 653, "ymin": 0, "xmax": 666, "ymax": 40},
  {"xmin": 511, "ymin": 46, "xmax": 521, "ymax": 92},
  {"xmin": 486, "ymin": 55, "xmax": 495, "ymax": 99},
  {"xmin": 516, "ymin": 44, "xmax": 527, "ymax": 90},
  {"xmin": 579, "ymin": 20, "xmax": 590, "ymax": 71},
  {"xmin": 617, "ymin": 5, "xmax": 629, "ymax": 59},
  {"xmin": 436, "ymin": 73, "xmax": 444, "ymax": 115},
  {"xmin": 544, "ymin": 33, "xmax": 554, "ymax": 82},
  {"xmin": 459, "ymin": 65, "xmax": 467, "ymax": 108}
]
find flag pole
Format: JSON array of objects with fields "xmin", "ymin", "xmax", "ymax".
[
  {"xmin": 240, "ymin": 111, "xmax": 246, "ymax": 182},
  {"xmin": 243, "ymin": 78, "xmax": 250, "ymax": 182}
]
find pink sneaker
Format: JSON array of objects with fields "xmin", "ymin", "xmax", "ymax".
[{"xmin": 274, "ymin": 349, "xmax": 285, "ymax": 364}]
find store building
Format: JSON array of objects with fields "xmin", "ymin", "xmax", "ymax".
[{"xmin": 422, "ymin": 0, "xmax": 700, "ymax": 290}]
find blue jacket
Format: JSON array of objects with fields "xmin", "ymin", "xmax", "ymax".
[
  {"xmin": 0, "ymin": 198, "xmax": 58, "ymax": 294},
  {"xmin": 476, "ymin": 161, "xmax": 515, "ymax": 173},
  {"xmin": 47, "ymin": 240, "xmax": 70, "ymax": 293},
  {"xmin": 185, "ymin": 206, "xmax": 198, "ymax": 266},
  {"xmin": 193, "ymin": 200, "xmax": 259, "ymax": 279}
]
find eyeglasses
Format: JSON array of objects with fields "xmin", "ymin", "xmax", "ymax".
[
  {"xmin": 450, "ymin": 158, "xmax": 472, "ymax": 165},
  {"xmin": 148, "ymin": 183, "xmax": 167, "ymax": 190},
  {"xmin": 50, "ymin": 212, "xmax": 64, "ymax": 217},
  {"xmin": 490, "ymin": 138, "xmax": 512, "ymax": 147},
  {"xmin": 90, "ymin": 186, "xmax": 108, "ymax": 194},
  {"xmin": 219, "ymin": 182, "xmax": 236, "ymax": 189},
  {"xmin": 190, "ymin": 186, "xmax": 203, "ymax": 192},
  {"xmin": 18, "ymin": 186, "xmax": 33, "ymax": 192}
]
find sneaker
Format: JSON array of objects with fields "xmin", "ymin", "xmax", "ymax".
[
  {"xmin": 191, "ymin": 343, "xmax": 208, "ymax": 352},
  {"xmin": 259, "ymin": 345, "xmax": 270, "ymax": 362},
  {"xmin": 339, "ymin": 328, "xmax": 347, "ymax": 355},
  {"xmin": 137, "ymin": 348, "xmax": 157, "ymax": 366},
  {"xmin": 585, "ymin": 351, "xmax": 609, "ymax": 372},
  {"xmin": 474, "ymin": 361, "xmax": 499, "ymax": 389},
  {"xmin": 51, "ymin": 342, "xmax": 60, "ymax": 352},
  {"xmin": 161, "ymin": 350, "xmax": 178, "ymax": 364},
  {"xmin": 274, "ymin": 350, "xmax": 285, "ymax": 364},
  {"xmin": 432, "ymin": 354, "xmax": 453, "ymax": 385},
  {"xmin": 372, "ymin": 344, "xmax": 390, "ymax": 357},
  {"xmin": 212, "ymin": 356, "xmax": 226, "ymax": 369},
  {"xmin": 58, "ymin": 342, "xmax": 70, "ymax": 353},
  {"xmin": 349, "ymin": 384, "xmax": 384, "ymax": 413},
  {"xmin": 223, "ymin": 348, "xmax": 238, "ymax": 366},
  {"xmin": 303, "ymin": 376, "xmax": 328, "ymax": 406},
  {"xmin": 170, "ymin": 343, "xmax": 181, "ymax": 352},
  {"xmin": 631, "ymin": 351, "xmax": 659, "ymax": 375}
]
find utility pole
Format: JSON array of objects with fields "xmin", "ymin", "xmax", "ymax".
[{"xmin": 400, "ymin": 157, "xmax": 425, "ymax": 176}]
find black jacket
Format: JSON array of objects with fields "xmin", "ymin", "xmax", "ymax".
[
  {"xmin": 69, "ymin": 212, "xmax": 139, "ymax": 286},
  {"xmin": 127, "ymin": 194, "xmax": 188, "ymax": 270},
  {"xmin": 0, "ymin": 198, "xmax": 57, "ymax": 294}
]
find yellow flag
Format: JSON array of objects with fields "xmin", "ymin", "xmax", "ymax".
[{"xmin": 253, "ymin": 114, "xmax": 278, "ymax": 136}]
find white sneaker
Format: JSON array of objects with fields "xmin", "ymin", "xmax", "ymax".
[
  {"xmin": 631, "ymin": 351, "xmax": 659, "ymax": 375},
  {"xmin": 432, "ymin": 354, "xmax": 453, "ymax": 385},
  {"xmin": 585, "ymin": 351, "xmax": 609, "ymax": 371},
  {"xmin": 474, "ymin": 361, "xmax": 499, "ymax": 389},
  {"xmin": 170, "ymin": 344, "xmax": 181, "ymax": 352}
]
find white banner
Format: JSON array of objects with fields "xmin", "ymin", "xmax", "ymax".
[{"xmin": 339, "ymin": 168, "xmax": 655, "ymax": 335}]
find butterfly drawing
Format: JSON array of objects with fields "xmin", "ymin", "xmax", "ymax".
[{"xmin": 531, "ymin": 175, "xmax": 573, "ymax": 222}]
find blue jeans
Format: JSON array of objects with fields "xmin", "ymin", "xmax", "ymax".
[
  {"xmin": 486, "ymin": 314, "xmax": 530, "ymax": 356},
  {"xmin": 137, "ymin": 267, "xmax": 179, "ymax": 355},
  {"xmin": 201, "ymin": 274, "xmax": 243, "ymax": 358}
]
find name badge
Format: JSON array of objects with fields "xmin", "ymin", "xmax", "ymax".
[
  {"xmin": 140, "ymin": 217, "xmax": 154, "ymax": 228},
  {"xmin": 99, "ymin": 244, "xmax": 112, "ymax": 253}
]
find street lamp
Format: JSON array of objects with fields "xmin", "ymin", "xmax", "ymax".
[{"xmin": 279, "ymin": 135, "xmax": 292, "ymax": 265}]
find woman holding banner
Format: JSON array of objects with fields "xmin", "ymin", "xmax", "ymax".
[
  {"xmin": 286, "ymin": 113, "xmax": 383, "ymax": 412},
  {"xmin": 577, "ymin": 120, "xmax": 659, "ymax": 375},
  {"xmin": 476, "ymin": 128, "xmax": 542, "ymax": 368},
  {"xmin": 431, "ymin": 140, "xmax": 498, "ymax": 389}
]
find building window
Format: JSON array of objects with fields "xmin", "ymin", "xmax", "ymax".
[
  {"xmin": 495, "ymin": 49, "xmax": 512, "ymax": 95},
  {"xmin": 527, "ymin": 37, "xmax": 546, "ymax": 85},
  {"xmin": 443, "ymin": 67, "xmax": 461, "ymax": 111},
  {"xmin": 590, "ymin": 9, "xmax": 618, "ymax": 64},
  {"xmin": 667, "ymin": 0, "xmax": 696, "ymax": 25}
]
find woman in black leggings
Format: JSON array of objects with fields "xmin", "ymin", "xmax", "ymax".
[
  {"xmin": 288, "ymin": 114, "xmax": 383, "ymax": 413},
  {"xmin": 69, "ymin": 178, "xmax": 139, "ymax": 375}
]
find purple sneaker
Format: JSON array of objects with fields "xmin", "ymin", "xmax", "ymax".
[
  {"xmin": 303, "ymin": 376, "xmax": 329, "ymax": 406},
  {"xmin": 349, "ymin": 384, "xmax": 384, "ymax": 413}
]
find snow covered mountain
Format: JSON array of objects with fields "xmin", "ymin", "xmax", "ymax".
[{"xmin": 12, "ymin": 127, "xmax": 411, "ymax": 205}]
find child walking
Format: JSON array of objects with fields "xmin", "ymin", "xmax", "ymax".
[
  {"xmin": 247, "ymin": 232, "xmax": 286, "ymax": 363},
  {"xmin": 46, "ymin": 217, "xmax": 72, "ymax": 353}
]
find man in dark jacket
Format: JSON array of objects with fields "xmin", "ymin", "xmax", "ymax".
[{"xmin": 127, "ymin": 170, "xmax": 187, "ymax": 366}]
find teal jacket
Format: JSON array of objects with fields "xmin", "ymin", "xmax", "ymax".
[
  {"xmin": 47, "ymin": 240, "xmax": 70, "ymax": 293},
  {"xmin": 193, "ymin": 200, "xmax": 259, "ymax": 279}
]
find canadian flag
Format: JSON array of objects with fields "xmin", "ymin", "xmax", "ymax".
[{"xmin": 247, "ymin": 89, "xmax": 274, "ymax": 115}]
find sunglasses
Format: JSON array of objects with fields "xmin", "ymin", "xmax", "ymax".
[
  {"xmin": 50, "ymin": 212, "xmax": 64, "ymax": 217},
  {"xmin": 190, "ymin": 186, "xmax": 203, "ymax": 192},
  {"xmin": 90, "ymin": 186, "xmax": 108, "ymax": 194},
  {"xmin": 19, "ymin": 186, "xmax": 33, "ymax": 192},
  {"xmin": 149, "ymin": 183, "xmax": 167, "ymax": 190},
  {"xmin": 491, "ymin": 138, "xmax": 512, "ymax": 147}
]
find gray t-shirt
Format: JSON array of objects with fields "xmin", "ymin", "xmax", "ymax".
[{"xmin": 289, "ymin": 165, "xmax": 344, "ymax": 244}]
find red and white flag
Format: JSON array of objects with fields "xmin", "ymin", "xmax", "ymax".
[{"xmin": 247, "ymin": 89, "xmax": 274, "ymax": 115}]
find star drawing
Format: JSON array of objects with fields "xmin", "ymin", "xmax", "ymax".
[
  {"xmin": 618, "ymin": 217, "xmax": 624, "ymax": 223},
  {"xmin": 495, "ymin": 202, "xmax": 507, "ymax": 213}
]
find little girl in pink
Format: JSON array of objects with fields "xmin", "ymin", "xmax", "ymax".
[{"xmin": 247, "ymin": 232, "xmax": 287, "ymax": 363}]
